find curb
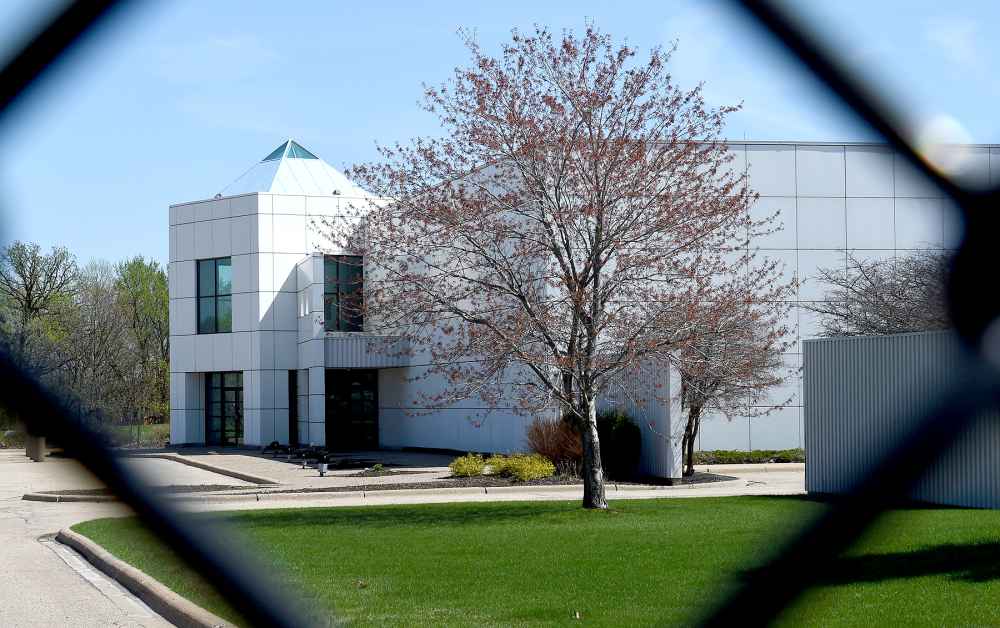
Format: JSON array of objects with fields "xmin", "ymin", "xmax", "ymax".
[
  {"xmin": 23, "ymin": 493, "xmax": 118, "ymax": 503},
  {"xmin": 129, "ymin": 453, "xmax": 281, "ymax": 486},
  {"xmin": 55, "ymin": 527, "xmax": 234, "ymax": 628}
]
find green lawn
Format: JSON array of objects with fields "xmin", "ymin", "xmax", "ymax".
[{"xmin": 72, "ymin": 497, "xmax": 1000, "ymax": 627}]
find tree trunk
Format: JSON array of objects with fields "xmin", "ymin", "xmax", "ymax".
[
  {"xmin": 579, "ymin": 399, "xmax": 607, "ymax": 509},
  {"xmin": 683, "ymin": 405, "xmax": 703, "ymax": 477}
]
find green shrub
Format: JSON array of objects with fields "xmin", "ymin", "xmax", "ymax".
[
  {"xmin": 693, "ymin": 448, "xmax": 805, "ymax": 465},
  {"xmin": 487, "ymin": 454, "xmax": 555, "ymax": 481},
  {"xmin": 449, "ymin": 453, "xmax": 486, "ymax": 477},
  {"xmin": 485, "ymin": 455, "xmax": 508, "ymax": 475},
  {"xmin": 596, "ymin": 410, "xmax": 641, "ymax": 480}
]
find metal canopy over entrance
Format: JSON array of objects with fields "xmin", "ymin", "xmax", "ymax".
[{"xmin": 325, "ymin": 369, "xmax": 378, "ymax": 450}]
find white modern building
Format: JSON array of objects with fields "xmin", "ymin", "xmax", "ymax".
[
  {"xmin": 169, "ymin": 139, "xmax": 975, "ymax": 460},
  {"xmin": 168, "ymin": 139, "xmax": 681, "ymax": 476}
]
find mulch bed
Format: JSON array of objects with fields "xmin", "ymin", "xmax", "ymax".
[{"xmin": 344, "ymin": 469, "xmax": 426, "ymax": 478}]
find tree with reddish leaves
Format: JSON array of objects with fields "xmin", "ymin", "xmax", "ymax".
[
  {"xmin": 677, "ymin": 292, "xmax": 796, "ymax": 477},
  {"xmin": 331, "ymin": 26, "xmax": 790, "ymax": 509}
]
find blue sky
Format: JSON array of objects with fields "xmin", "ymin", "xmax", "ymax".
[{"xmin": 0, "ymin": 0, "xmax": 994, "ymax": 266}]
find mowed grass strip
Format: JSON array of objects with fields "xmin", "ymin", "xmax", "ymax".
[{"xmin": 72, "ymin": 497, "xmax": 1000, "ymax": 627}]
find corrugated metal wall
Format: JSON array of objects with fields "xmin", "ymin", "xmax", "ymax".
[
  {"xmin": 804, "ymin": 331, "xmax": 1000, "ymax": 508},
  {"xmin": 599, "ymin": 361, "xmax": 683, "ymax": 479},
  {"xmin": 325, "ymin": 335, "xmax": 410, "ymax": 369}
]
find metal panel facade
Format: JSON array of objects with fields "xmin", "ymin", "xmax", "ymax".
[
  {"xmin": 324, "ymin": 334, "xmax": 410, "ymax": 369},
  {"xmin": 804, "ymin": 331, "xmax": 1000, "ymax": 508}
]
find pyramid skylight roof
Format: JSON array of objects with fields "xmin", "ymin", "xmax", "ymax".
[{"xmin": 220, "ymin": 139, "xmax": 369, "ymax": 198}]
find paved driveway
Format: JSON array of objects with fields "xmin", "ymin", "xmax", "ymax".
[
  {"xmin": 0, "ymin": 451, "xmax": 169, "ymax": 627},
  {"xmin": 0, "ymin": 448, "xmax": 805, "ymax": 626}
]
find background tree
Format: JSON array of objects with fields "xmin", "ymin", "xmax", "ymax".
[
  {"xmin": 0, "ymin": 244, "xmax": 169, "ymax": 445},
  {"xmin": 804, "ymin": 251, "xmax": 950, "ymax": 336},
  {"xmin": 677, "ymin": 292, "xmax": 794, "ymax": 476},
  {"xmin": 0, "ymin": 241, "xmax": 78, "ymax": 372},
  {"xmin": 333, "ymin": 27, "xmax": 787, "ymax": 508},
  {"xmin": 115, "ymin": 257, "xmax": 170, "ymax": 435}
]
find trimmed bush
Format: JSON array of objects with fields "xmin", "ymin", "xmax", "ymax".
[
  {"xmin": 488, "ymin": 454, "xmax": 556, "ymax": 481},
  {"xmin": 596, "ymin": 410, "xmax": 641, "ymax": 480},
  {"xmin": 485, "ymin": 455, "xmax": 509, "ymax": 475},
  {"xmin": 449, "ymin": 453, "xmax": 486, "ymax": 477},
  {"xmin": 693, "ymin": 449, "xmax": 805, "ymax": 465},
  {"xmin": 526, "ymin": 417, "xmax": 582, "ymax": 476}
]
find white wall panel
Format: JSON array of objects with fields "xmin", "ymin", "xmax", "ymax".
[
  {"xmin": 173, "ymin": 298, "xmax": 196, "ymax": 336},
  {"xmin": 232, "ymin": 215, "xmax": 253, "ymax": 255},
  {"xmin": 846, "ymin": 145, "xmax": 893, "ymax": 197},
  {"xmin": 846, "ymin": 197, "xmax": 894, "ymax": 249},
  {"xmin": 257, "ymin": 214, "xmax": 274, "ymax": 253},
  {"xmin": 747, "ymin": 144, "xmax": 796, "ymax": 196},
  {"xmin": 751, "ymin": 406, "xmax": 801, "ymax": 449},
  {"xmin": 229, "ymin": 193, "xmax": 258, "ymax": 217},
  {"xmin": 273, "ymin": 253, "xmax": 302, "ymax": 293},
  {"xmin": 798, "ymin": 250, "xmax": 845, "ymax": 301},
  {"xmin": 797, "ymin": 198, "xmax": 846, "ymax": 249},
  {"xmin": 170, "ymin": 334, "xmax": 195, "ymax": 372},
  {"xmin": 796, "ymin": 145, "xmax": 845, "ymax": 197},
  {"xmin": 176, "ymin": 223, "xmax": 195, "ymax": 261},
  {"xmin": 256, "ymin": 254, "xmax": 274, "ymax": 292},
  {"xmin": 894, "ymin": 157, "xmax": 940, "ymax": 198},
  {"xmin": 750, "ymin": 196, "xmax": 796, "ymax": 249},
  {"xmin": 273, "ymin": 194, "xmax": 306, "ymax": 215},
  {"xmin": 273, "ymin": 214, "xmax": 306, "ymax": 252},
  {"xmin": 895, "ymin": 197, "xmax": 944, "ymax": 249},
  {"xmin": 275, "ymin": 331, "xmax": 298, "ymax": 369},
  {"xmin": 175, "ymin": 260, "xmax": 195, "ymax": 298},
  {"xmin": 211, "ymin": 219, "xmax": 232, "ymax": 257},
  {"xmin": 273, "ymin": 291, "xmax": 297, "ymax": 331},
  {"xmin": 194, "ymin": 221, "xmax": 214, "ymax": 259}
]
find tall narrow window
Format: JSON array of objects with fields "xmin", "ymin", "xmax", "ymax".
[
  {"xmin": 197, "ymin": 257, "xmax": 232, "ymax": 333},
  {"xmin": 324, "ymin": 255, "xmax": 363, "ymax": 332}
]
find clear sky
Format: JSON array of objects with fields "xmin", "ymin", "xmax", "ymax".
[{"xmin": 0, "ymin": 0, "xmax": 994, "ymax": 266}]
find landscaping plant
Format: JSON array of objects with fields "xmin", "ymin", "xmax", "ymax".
[
  {"xmin": 526, "ymin": 417, "xmax": 582, "ymax": 476},
  {"xmin": 448, "ymin": 454, "xmax": 486, "ymax": 477}
]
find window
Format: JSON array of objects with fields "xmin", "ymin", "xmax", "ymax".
[
  {"xmin": 324, "ymin": 255, "xmax": 363, "ymax": 332},
  {"xmin": 205, "ymin": 372, "xmax": 243, "ymax": 446},
  {"xmin": 197, "ymin": 257, "xmax": 232, "ymax": 333}
]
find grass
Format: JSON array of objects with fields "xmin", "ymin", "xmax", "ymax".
[
  {"xmin": 72, "ymin": 497, "xmax": 1000, "ymax": 627},
  {"xmin": 102, "ymin": 423, "xmax": 170, "ymax": 448}
]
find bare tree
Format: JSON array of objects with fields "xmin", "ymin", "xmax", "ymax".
[
  {"xmin": 804, "ymin": 251, "xmax": 950, "ymax": 336},
  {"xmin": 0, "ymin": 241, "xmax": 78, "ymax": 371},
  {"xmin": 331, "ymin": 27, "xmax": 788, "ymax": 508},
  {"xmin": 58, "ymin": 261, "xmax": 129, "ymax": 426}
]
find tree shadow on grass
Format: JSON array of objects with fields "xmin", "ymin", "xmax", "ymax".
[
  {"xmin": 202, "ymin": 500, "xmax": 604, "ymax": 530},
  {"xmin": 745, "ymin": 542, "xmax": 1000, "ymax": 586}
]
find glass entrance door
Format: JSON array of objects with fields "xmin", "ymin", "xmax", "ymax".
[
  {"xmin": 325, "ymin": 369, "xmax": 378, "ymax": 450},
  {"xmin": 206, "ymin": 372, "xmax": 243, "ymax": 446}
]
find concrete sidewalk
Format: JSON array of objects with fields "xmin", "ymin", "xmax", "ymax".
[{"xmin": 1, "ymin": 448, "xmax": 804, "ymax": 627}]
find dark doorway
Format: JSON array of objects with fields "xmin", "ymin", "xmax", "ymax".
[
  {"xmin": 205, "ymin": 372, "xmax": 243, "ymax": 446},
  {"xmin": 325, "ymin": 369, "xmax": 378, "ymax": 450},
  {"xmin": 288, "ymin": 370, "xmax": 299, "ymax": 447}
]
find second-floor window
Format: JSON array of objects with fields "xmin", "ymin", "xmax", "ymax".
[
  {"xmin": 324, "ymin": 255, "xmax": 363, "ymax": 332},
  {"xmin": 198, "ymin": 257, "xmax": 232, "ymax": 334}
]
